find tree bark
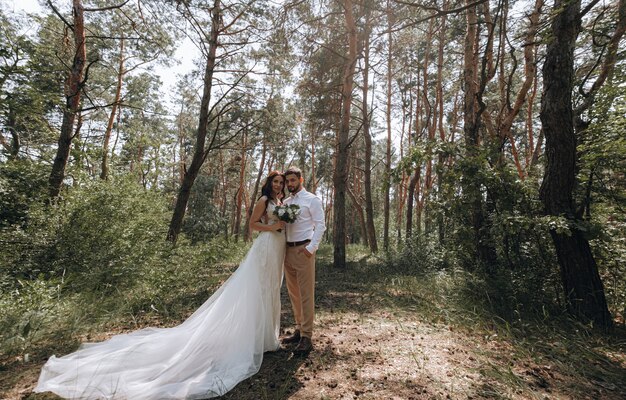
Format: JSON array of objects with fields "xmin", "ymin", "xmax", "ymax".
[
  {"xmin": 347, "ymin": 186, "xmax": 369, "ymax": 248},
  {"xmin": 383, "ymin": 0, "xmax": 394, "ymax": 252},
  {"xmin": 421, "ymin": 19, "xmax": 435, "ymax": 235},
  {"xmin": 539, "ymin": 0, "xmax": 612, "ymax": 328},
  {"xmin": 152, "ymin": 144, "xmax": 161, "ymax": 188},
  {"xmin": 526, "ymin": 68, "xmax": 539, "ymax": 171},
  {"xmin": 244, "ymin": 134, "xmax": 266, "ymax": 242},
  {"xmin": 167, "ymin": 0, "xmax": 221, "ymax": 242},
  {"xmin": 218, "ymin": 149, "xmax": 229, "ymax": 240},
  {"xmin": 436, "ymin": 2, "xmax": 448, "ymax": 242},
  {"xmin": 462, "ymin": 0, "xmax": 490, "ymax": 266},
  {"xmin": 100, "ymin": 35, "xmax": 125, "ymax": 180},
  {"xmin": 233, "ymin": 131, "xmax": 248, "ymax": 242},
  {"xmin": 72, "ymin": 112, "xmax": 83, "ymax": 172},
  {"xmin": 361, "ymin": 10, "xmax": 377, "ymax": 253},
  {"xmin": 406, "ymin": 166, "xmax": 420, "ymax": 238},
  {"xmin": 333, "ymin": 0, "xmax": 358, "ymax": 268},
  {"xmin": 177, "ymin": 97, "xmax": 186, "ymax": 185},
  {"xmin": 310, "ymin": 126, "xmax": 317, "ymax": 193},
  {"xmin": 48, "ymin": 0, "xmax": 86, "ymax": 199},
  {"xmin": 396, "ymin": 79, "xmax": 413, "ymax": 243}
]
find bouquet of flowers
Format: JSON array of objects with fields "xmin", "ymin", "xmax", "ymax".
[{"xmin": 273, "ymin": 204, "xmax": 301, "ymax": 224}]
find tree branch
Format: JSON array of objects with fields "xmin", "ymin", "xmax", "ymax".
[
  {"xmin": 574, "ymin": 0, "xmax": 626, "ymax": 117},
  {"xmin": 388, "ymin": 0, "xmax": 489, "ymax": 32},
  {"xmin": 581, "ymin": 0, "xmax": 603, "ymax": 18},
  {"xmin": 84, "ymin": 0, "xmax": 130, "ymax": 12},
  {"xmin": 47, "ymin": 0, "xmax": 74, "ymax": 31}
]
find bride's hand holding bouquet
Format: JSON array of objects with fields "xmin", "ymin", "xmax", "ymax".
[{"xmin": 273, "ymin": 204, "xmax": 300, "ymax": 232}]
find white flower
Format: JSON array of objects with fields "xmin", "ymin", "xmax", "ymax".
[{"xmin": 273, "ymin": 204, "xmax": 300, "ymax": 223}]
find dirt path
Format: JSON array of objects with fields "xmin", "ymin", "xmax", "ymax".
[{"xmin": 223, "ymin": 261, "xmax": 626, "ymax": 400}]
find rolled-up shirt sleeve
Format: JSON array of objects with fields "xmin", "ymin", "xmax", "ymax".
[{"xmin": 306, "ymin": 196, "xmax": 326, "ymax": 253}]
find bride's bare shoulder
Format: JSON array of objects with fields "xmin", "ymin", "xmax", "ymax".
[{"xmin": 254, "ymin": 196, "xmax": 269, "ymax": 208}]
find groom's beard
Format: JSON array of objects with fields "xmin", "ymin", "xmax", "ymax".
[{"xmin": 287, "ymin": 183, "xmax": 301, "ymax": 193}]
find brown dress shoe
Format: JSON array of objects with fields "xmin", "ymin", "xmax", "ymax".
[
  {"xmin": 292, "ymin": 336, "xmax": 313, "ymax": 355},
  {"xmin": 280, "ymin": 329, "xmax": 301, "ymax": 345}
]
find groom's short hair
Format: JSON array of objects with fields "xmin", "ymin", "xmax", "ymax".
[{"xmin": 284, "ymin": 166, "xmax": 302, "ymax": 179}]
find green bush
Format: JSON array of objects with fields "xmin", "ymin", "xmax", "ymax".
[
  {"xmin": 391, "ymin": 158, "xmax": 564, "ymax": 320},
  {"xmin": 0, "ymin": 158, "xmax": 49, "ymax": 229},
  {"xmin": 0, "ymin": 174, "xmax": 251, "ymax": 357},
  {"xmin": 182, "ymin": 174, "xmax": 227, "ymax": 242},
  {"xmin": 44, "ymin": 177, "xmax": 170, "ymax": 292}
]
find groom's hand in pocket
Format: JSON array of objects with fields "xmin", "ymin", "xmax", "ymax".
[{"xmin": 299, "ymin": 248, "xmax": 313, "ymax": 258}]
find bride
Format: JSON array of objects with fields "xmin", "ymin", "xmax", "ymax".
[{"xmin": 34, "ymin": 171, "xmax": 287, "ymax": 399}]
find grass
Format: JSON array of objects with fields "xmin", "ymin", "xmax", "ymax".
[
  {"xmin": 0, "ymin": 237, "xmax": 248, "ymax": 360},
  {"xmin": 1, "ymin": 243, "xmax": 625, "ymax": 399}
]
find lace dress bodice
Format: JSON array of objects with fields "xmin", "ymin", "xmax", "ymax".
[{"xmin": 265, "ymin": 201, "xmax": 282, "ymax": 227}]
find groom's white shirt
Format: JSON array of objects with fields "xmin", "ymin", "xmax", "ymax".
[{"xmin": 285, "ymin": 188, "xmax": 326, "ymax": 253}]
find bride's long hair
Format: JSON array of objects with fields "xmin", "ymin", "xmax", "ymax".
[{"xmin": 260, "ymin": 170, "xmax": 285, "ymax": 208}]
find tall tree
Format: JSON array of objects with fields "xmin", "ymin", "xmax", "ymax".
[
  {"xmin": 47, "ymin": 0, "xmax": 87, "ymax": 199},
  {"xmin": 333, "ymin": 0, "xmax": 358, "ymax": 268},
  {"xmin": 461, "ymin": 0, "xmax": 496, "ymax": 266},
  {"xmin": 100, "ymin": 35, "xmax": 124, "ymax": 180},
  {"xmin": 361, "ymin": 4, "xmax": 378, "ymax": 253},
  {"xmin": 383, "ymin": 0, "xmax": 394, "ymax": 251},
  {"xmin": 167, "ymin": 0, "xmax": 272, "ymax": 242},
  {"xmin": 167, "ymin": 0, "xmax": 222, "ymax": 242},
  {"xmin": 539, "ymin": 0, "xmax": 624, "ymax": 328}
]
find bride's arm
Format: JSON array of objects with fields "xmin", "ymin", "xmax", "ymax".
[{"xmin": 249, "ymin": 197, "xmax": 285, "ymax": 232}]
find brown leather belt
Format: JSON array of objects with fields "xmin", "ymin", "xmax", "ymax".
[{"xmin": 286, "ymin": 239, "xmax": 311, "ymax": 247}]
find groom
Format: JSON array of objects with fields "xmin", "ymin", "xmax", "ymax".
[{"xmin": 281, "ymin": 166, "xmax": 326, "ymax": 355}]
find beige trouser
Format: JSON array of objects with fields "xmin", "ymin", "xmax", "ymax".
[{"xmin": 284, "ymin": 244, "xmax": 316, "ymax": 339}]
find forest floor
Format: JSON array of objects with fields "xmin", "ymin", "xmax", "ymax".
[{"xmin": 2, "ymin": 246, "xmax": 626, "ymax": 400}]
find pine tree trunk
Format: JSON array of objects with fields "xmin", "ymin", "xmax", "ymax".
[
  {"xmin": 462, "ymin": 0, "xmax": 488, "ymax": 266},
  {"xmin": 100, "ymin": 35, "xmax": 124, "ymax": 180},
  {"xmin": 333, "ymin": 0, "xmax": 358, "ymax": 268},
  {"xmin": 362, "ymin": 12, "xmax": 377, "ymax": 253},
  {"xmin": 72, "ymin": 112, "xmax": 83, "ymax": 173},
  {"xmin": 48, "ymin": 0, "xmax": 86, "ymax": 199},
  {"xmin": 310, "ymin": 126, "xmax": 317, "ymax": 193},
  {"xmin": 244, "ymin": 136, "xmax": 266, "ymax": 242},
  {"xmin": 406, "ymin": 167, "xmax": 420, "ymax": 237},
  {"xmin": 436, "ymin": 4, "xmax": 447, "ymax": 242},
  {"xmin": 347, "ymin": 186, "xmax": 369, "ymax": 248},
  {"xmin": 233, "ymin": 131, "xmax": 248, "ymax": 242},
  {"xmin": 383, "ymin": 1, "xmax": 393, "ymax": 251},
  {"xmin": 539, "ymin": 0, "xmax": 612, "ymax": 328},
  {"xmin": 218, "ymin": 149, "xmax": 229, "ymax": 240},
  {"xmin": 167, "ymin": 0, "xmax": 221, "ymax": 242},
  {"xmin": 422, "ymin": 19, "xmax": 435, "ymax": 235},
  {"xmin": 176, "ymin": 99, "xmax": 186, "ymax": 185}
]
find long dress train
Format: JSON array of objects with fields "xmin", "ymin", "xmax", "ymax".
[{"xmin": 34, "ymin": 204, "xmax": 285, "ymax": 399}]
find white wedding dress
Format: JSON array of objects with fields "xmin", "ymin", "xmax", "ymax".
[{"xmin": 34, "ymin": 203, "xmax": 286, "ymax": 399}]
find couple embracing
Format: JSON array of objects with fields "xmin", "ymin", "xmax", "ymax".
[
  {"xmin": 34, "ymin": 166, "xmax": 325, "ymax": 399},
  {"xmin": 251, "ymin": 167, "xmax": 326, "ymax": 354}
]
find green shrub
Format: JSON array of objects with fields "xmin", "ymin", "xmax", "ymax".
[
  {"xmin": 182, "ymin": 174, "xmax": 227, "ymax": 242},
  {"xmin": 36, "ymin": 177, "xmax": 170, "ymax": 292},
  {"xmin": 0, "ymin": 158, "xmax": 49, "ymax": 229},
  {"xmin": 0, "ymin": 172, "xmax": 250, "ymax": 357}
]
